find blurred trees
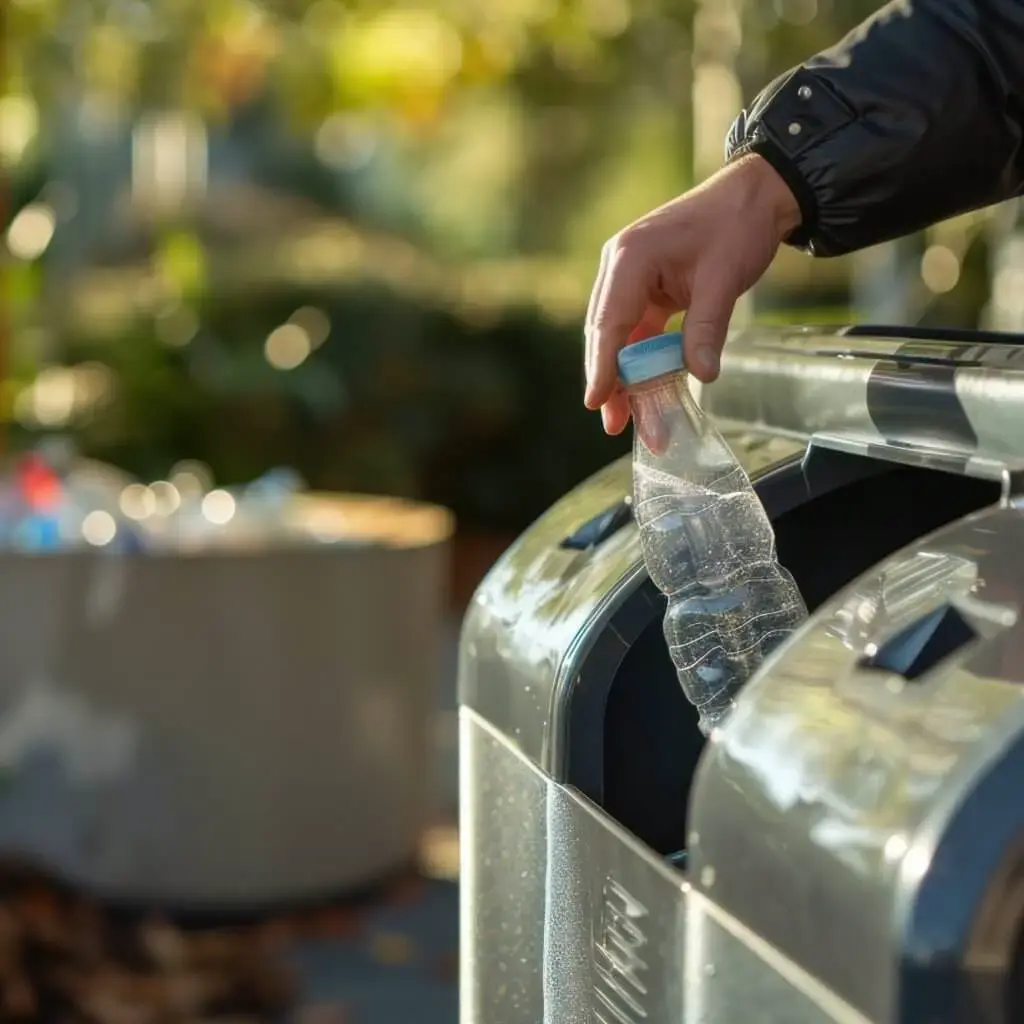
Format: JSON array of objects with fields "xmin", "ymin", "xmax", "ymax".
[
  {"xmin": 4, "ymin": 0, "xmax": 697, "ymax": 257},
  {"xmin": 0, "ymin": 0, "xmax": 1004, "ymax": 529},
  {"xmin": 0, "ymin": 0, "xmax": 703, "ymax": 530},
  {"xmin": 10, "ymin": 0, "xmax": 921, "ymax": 282}
]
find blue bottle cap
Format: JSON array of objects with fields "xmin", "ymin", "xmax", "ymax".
[{"xmin": 616, "ymin": 332, "xmax": 686, "ymax": 386}]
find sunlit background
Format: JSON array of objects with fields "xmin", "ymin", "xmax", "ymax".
[
  {"xmin": 3, "ymin": 0, "xmax": 1021, "ymax": 534},
  {"xmin": 2, "ymin": 1, "xmax": 1024, "ymax": 1019}
]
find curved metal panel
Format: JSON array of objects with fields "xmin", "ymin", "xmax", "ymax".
[{"xmin": 688, "ymin": 503, "xmax": 1024, "ymax": 1020}]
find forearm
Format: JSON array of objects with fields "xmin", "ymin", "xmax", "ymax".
[{"xmin": 727, "ymin": 0, "xmax": 1024, "ymax": 256}]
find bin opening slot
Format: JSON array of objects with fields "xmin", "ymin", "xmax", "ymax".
[
  {"xmin": 858, "ymin": 603, "xmax": 977, "ymax": 681},
  {"xmin": 592, "ymin": 458, "xmax": 999, "ymax": 857}
]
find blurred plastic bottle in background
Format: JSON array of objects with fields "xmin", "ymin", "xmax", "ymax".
[
  {"xmin": 242, "ymin": 467, "xmax": 305, "ymax": 523},
  {"xmin": 10, "ymin": 454, "xmax": 63, "ymax": 551},
  {"xmin": 0, "ymin": 448, "xmax": 144, "ymax": 552},
  {"xmin": 618, "ymin": 332, "xmax": 807, "ymax": 735},
  {"xmin": 228, "ymin": 467, "xmax": 306, "ymax": 544}
]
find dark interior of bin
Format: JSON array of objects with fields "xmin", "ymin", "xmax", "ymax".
[{"xmin": 601, "ymin": 457, "xmax": 1001, "ymax": 858}]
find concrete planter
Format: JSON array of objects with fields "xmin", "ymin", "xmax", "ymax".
[{"xmin": 0, "ymin": 492, "xmax": 453, "ymax": 910}]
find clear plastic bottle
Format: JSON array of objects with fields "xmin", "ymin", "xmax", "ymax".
[{"xmin": 617, "ymin": 332, "xmax": 807, "ymax": 735}]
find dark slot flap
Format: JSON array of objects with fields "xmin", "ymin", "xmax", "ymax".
[
  {"xmin": 560, "ymin": 498, "xmax": 633, "ymax": 551},
  {"xmin": 858, "ymin": 603, "xmax": 977, "ymax": 681}
]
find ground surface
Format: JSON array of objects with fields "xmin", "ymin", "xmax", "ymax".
[
  {"xmin": 289, "ymin": 876, "xmax": 458, "ymax": 1023},
  {"xmin": 0, "ymin": 858, "xmax": 458, "ymax": 1023}
]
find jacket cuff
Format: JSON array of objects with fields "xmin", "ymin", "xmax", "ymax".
[{"xmin": 726, "ymin": 67, "xmax": 857, "ymax": 255}]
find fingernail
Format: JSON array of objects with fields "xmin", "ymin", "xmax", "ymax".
[{"xmin": 695, "ymin": 346, "xmax": 717, "ymax": 375}]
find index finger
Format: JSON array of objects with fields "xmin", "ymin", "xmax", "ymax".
[
  {"xmin": 583, "ymin": 242, "xmax": 646, "ymax": 410},
  {"xmin": 583, "ymin": 243, "xmax": 611, "ymax": 395}
]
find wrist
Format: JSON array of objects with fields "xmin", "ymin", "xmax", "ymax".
[
  {"xmin": 731, "ymin": 152, "xmax": 802, "ymax": 242},
  {"xmin": 753, "ymin": 154, "xmax": 803, "ymax": 240}
]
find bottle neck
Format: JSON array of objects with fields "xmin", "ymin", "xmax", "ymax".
[
  {"xmin": 626, "ymin": 370, "xmax": 700, "ymax": 456},
  {"xmin": 625, "ymin": 369, "xmax": 691, "ymax": 402}
]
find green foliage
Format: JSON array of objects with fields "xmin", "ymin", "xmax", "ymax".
[
  {"xmin": 3, "ymin": 0, "xmax": 984, "ymax": 537},
  {"xmin": 5, "ymin": 0, "xmax": 699, "ymax": 258},
  {"xmin": 48, "ymin": 282, "xmax": 628, "ymax": 532}
]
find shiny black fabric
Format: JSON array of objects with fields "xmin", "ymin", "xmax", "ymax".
[{"xmin": 726, "ymin": 0, "xmax": 1024, "ymax": 256}]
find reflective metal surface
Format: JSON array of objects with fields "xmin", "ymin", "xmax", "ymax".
[
  {"xmin": 461, "ymin": 325, "xmax": 1024, "ymax": 778},
  {"xmin": 459, "ymin": 325, "xmax": 1024, "ymax": 1024},
  {"xmin": 458, "ymin": 430, "xmax": 805, "ymax": 777},
  {"xmin": 460, "ymin": 709, "xmax": 865, "ymax": 1024},
  {"xmin": 710, "ymin": 326, "xmax": 1024, "ymax": 478},
  {"xmin": 690, "ymin": 502, "xmax": 1024, "ymax": 1021}
]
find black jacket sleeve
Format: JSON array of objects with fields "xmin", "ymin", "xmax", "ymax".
[{"xmin": 726, "ymin": 0, "xmax": 1024, "ymax": 256}]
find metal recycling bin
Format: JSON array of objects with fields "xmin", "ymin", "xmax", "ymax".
[
  {"xmin": 459, "ymin": 325, "xmax": 1024, "ymax": 1024},
  {"xmin": 0, "ymin": 491, "xmax": 453, "ymax": 910}
]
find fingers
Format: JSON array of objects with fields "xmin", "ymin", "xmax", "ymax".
[
  {"xmin": 600, "ymin": 388, "xmax": 630, "ymax": 435},
  {"xmin": 584, "ymin": 244, "xmax": 611, "ymax": 392},
  {"xmin": 594, "ymin": 304, "xmax": 672, "ymax": 436},
  {"xmin": 584, "ymin": 236, "xmax": 647, "ymax": 411},
  {"xmin": 627, "ymin": 304, "xmax": 672, "ymax": 345},
  {"xmin": 597, "ymin": 303, "xmax": 672, "ymax": 437},
  {"xmin": 682, "ymin": 268, "xmax": 736, "ymax": 383}
]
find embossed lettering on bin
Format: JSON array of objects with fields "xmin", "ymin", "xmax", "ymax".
[{"xmin": 593, "ymin": 877, "xmax": 650, "ymax": 1024}]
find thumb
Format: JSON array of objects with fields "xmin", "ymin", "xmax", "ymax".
[{"xmin": 682, "ymin": 272, "xmax": 737, "ymax": 383}]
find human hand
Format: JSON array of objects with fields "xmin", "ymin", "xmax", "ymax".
[{"xmin": 583, "ymin": 154, "xmax": 801, "ymax": 435}]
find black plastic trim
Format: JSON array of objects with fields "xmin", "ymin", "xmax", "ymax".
[{"xmin": 842, "ymin": 324, "xmax": 1024, "ymax": 346}]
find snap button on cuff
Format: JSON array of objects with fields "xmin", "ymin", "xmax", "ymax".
[{"xmin": 760, "ymin": 68, "xmax": 856, "ymax": 158}]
